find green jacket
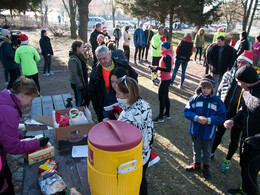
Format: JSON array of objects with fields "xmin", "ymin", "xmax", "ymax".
[
  {"xmin": 212, "ymin": 32, "xmax": 225, "ymax": 43},
  {"xmin": 151, "ymin": 33, "xmax": 163, "ymax": 57},
  {"xmin": 15, "ymin": 44, "xmax": 40, "ymax": 76},
  {"xmin": 68, "ymin": 54, "xmax": 86, "ymax": 89},
  {"xmin": 194, "ymin": 33, "xmax": 205, "ymax": 48}
]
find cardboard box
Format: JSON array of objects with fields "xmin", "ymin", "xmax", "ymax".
[{"xmin": 36, "ymin": 107, "xmax": 94, "ymax": 148}]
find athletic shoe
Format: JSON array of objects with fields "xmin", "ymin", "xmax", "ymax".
[
  {"xmin": 227, "ymin": 187, "xmax": 246, "ymax": 195},
  {"xmin": 195, "ymin": 61, "xmax": 198, "ymax": 64},
  {"xmin": 5, "ymin": 82, "xmax": 9, "ymax": 87},
  {"xmin": 178, "ymin": 84, "xmax": 183, "ymax": 89},
  {"xmin": 144, "ymin": 59, "xmax": 149, "ymax": 63},
  {"xmin": 221, "ymin": 159, "xmax": 230, "ymax": 172},
  {"xmin": 139, "ymin": 60, "xmax": 143, "ymax": 64},
  {"xmin": 163, "ymin": 114, "xmax": 171, "ymax": 119},
  {"xmin": 151, "ymin": 80, "xmax": 156, "ymax": 85},
  {"xmin": 186, "ymin": 162, "xmax": 201, "ymax": 172},
  {"xmin": 49, "ymin": 71, "xmax": 54, "ymax": 75},
  {"xmin": 153, "ymin": 78, "xmax": 160, "ymax": 83},
  {"xmin": 148, "ymin": 150, "xmax": 160, "ymax": 167},
  {"xmin": 170, "ymin": 82, "xmax": 174, "ymax": 86},
  {"xmin": 199, "ymin": 61, "xmax": 202, "ymax": 65},
  {"xmin": 152, "ymin": 116, "xmax": 164, "ymax": 123},
  {"xmin": 134, "ymin": 61, "xmax": 137, "ymax": 65},
  {"xmin": 203, "ymin": 165, "xmax": 210, "ymax": 179},
  {"xmin": 43, "ymin": 72, "xmax": 50, "ymax": 76}
]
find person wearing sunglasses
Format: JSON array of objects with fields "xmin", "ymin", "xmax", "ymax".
[
  {"xmin": 115, "ymin": 76, "xmax": 154, "ymax": 195},
  {"xmin": 89, "ymin": 46, "xmax": 138, "ymax": 122},
  {"xmin": 0, "ymin": 76, "xmax": 49, "ymax": 195}
]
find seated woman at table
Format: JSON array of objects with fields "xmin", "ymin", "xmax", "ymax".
[
  {"xmin": 103, "ymin": 67, "xmax": 127, "ymax": 119},
  {"xmin": 0, "ymin": 76, "xmax": 49, "ymax": 195},
  {"xmin": 115, "ymin": 76, "xmax": 154, "ymax": 195}
]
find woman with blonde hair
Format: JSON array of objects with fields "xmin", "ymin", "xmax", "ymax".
[
  {"xmin": 194, "ymin": 28, "xmax": 205, "ymax": 64},
  {"xmin": 115, "ymin": 76, "xmax": 154, "ymax": 195},
  {"xmin": 170, "ymin": 33, "xmax": 193, "ymax": 89},
  {"xmin": 0, "ymin": 76, "xmax": 49, "ymax": 194}
]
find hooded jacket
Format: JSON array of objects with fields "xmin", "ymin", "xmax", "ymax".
[
  {"xmin": 176, "ymin": 37, "xmax": 193, "ymax": 62},
  {"xmin": 252, "ymin": 42, "xmax": 260, "ymax": 58},
  {"xmin": 194, "ymin": 33, "xmax": 205, "ymax": 48},
  {"xmin": 157, "ymin": 48, "xmax": 173, "ymax": 81},
  {"xmin": 184, "ymin": 92, "xmax": 226, "ymax": 140},
  {"xmin": 0, "ymin": 89, "xmax": 39, "ymax": 167},
  {"xmin": 118, "ymin": 98, "xmax": 154, "ymax": 165},
  {"xmin": 233, "ymin": 82, "xmax": 260, "ymax": 149},
  {"xmin": 39, "ymin": 35, "xmax": 53, "ymax": 56},
  {"xmin": 0, "ymin": 36, "xmax": 18, "ymax": 70},
  {"xmin": 151, "ymin": 33, "xmax": 163, "ymax": 57}
]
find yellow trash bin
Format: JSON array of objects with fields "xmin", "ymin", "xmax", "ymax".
[{"xmin": 87, "ymin": 120, "xmax": 143, "ymax": 195}]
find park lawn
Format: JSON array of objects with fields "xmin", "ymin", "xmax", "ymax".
[{"xmin": 20, "ymin": 30, "xmax": 259, "ymax": 194}]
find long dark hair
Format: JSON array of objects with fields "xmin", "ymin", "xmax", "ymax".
[{"xmin": 109, "ymin": 67, "xmax": 128, "ymax": 95}]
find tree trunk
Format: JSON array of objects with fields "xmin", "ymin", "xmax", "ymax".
[
  {"xmin": 44, "ymin": 4, "xmax": 48, "ymax": 25},
  {"xmin": 246, "ymin": 0, "xmax": 258, "ymax": 35},
  {"xmin": 69, "ymin": 0, "xmax": 77, "ymax": 39},
  {"xmin": 169, "ymin": 10, "xmax": 173, "ymax": 43},
  {"xmin": 242, "ymin": 0, "xmax": 253, "ymax": 31},
  {"xmin": 112, "ymin": 0, "xmax": 115, "ymax": 28},
  {"xmin": 76, "ymin": 0, "xmax": 91, "ymax": 43}
]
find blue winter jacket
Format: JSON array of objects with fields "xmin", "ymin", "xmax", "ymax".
[
  {"xmin": 184, "ymin": 93, "xmax": 226, "ymax": 140},
  {"xmin": 133, "ymin": 28, "xmax": 145, "ymax": 47}
]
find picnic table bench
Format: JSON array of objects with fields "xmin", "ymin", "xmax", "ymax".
[{"xmin": 23, "ymin": 93, "xmax": 91, "ymax": 195}]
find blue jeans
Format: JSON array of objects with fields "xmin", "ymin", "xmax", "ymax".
[{"xmin": 171, "ymin": 59, "xmax": 188, "ymax": 86}]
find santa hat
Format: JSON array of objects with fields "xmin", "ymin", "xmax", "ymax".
[
  {"xmin": 237, "ymin": 50, "xmax": 253, "ymax": 65},
  {"xmin": 230, "ymin": 39, "xmax": 236, "ymax": 47},
  {"xmin": 19, "ymin": 33, "xmax": 29, "ymax": 42},
  {"xmin": 102, "ymin": 26, "xmax": 107, "ymax": 31}
]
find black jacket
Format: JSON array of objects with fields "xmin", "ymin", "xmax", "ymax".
[
  {"xmin": 0, "ymin": 37, "xmax": 18, "ymax": 70},
  {"xmin": 90, "ymin": 29, "xmax": 102, "ymax": 53},
  {"xmin": 236, "ymin": 39, "xmax": 249, "ymax": 59},
  {"xmin": 144, "ymin": 30, "xmax": 154, "ymax": 46},
  {"xmin": 89, "ymin": 58, "xmax": 138, "ymax": 122},
  {"xmin": 39, "ymin": 35, "xmax": 53, "ymax": 56},
  {"xmin": 208, "ymin": 44, "xmax": 234, "ymax": 76},
  {"xmin": 233, "ymin": 82, "xmax": 260, "ymax": 149}
]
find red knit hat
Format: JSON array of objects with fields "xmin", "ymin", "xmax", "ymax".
[
  {"xmin": 19, "ymin": 33, "xmax": 29, "ymax": 42},
  {"xmin": 230, "ymin": 39, "xmax": 236, "ymax": 47},
  {"xmin": 237, "ymin": 50, "xmax": 253, "ymax": 64}
]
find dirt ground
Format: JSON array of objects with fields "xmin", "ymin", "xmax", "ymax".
[{"xmin": 0, "ymin": 29, "xmax": 258, "ymax": 194}]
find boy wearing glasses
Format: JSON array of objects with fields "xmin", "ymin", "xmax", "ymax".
[{"xmin": 211, "ymin": 50, "xmax": 254, "ymax": 172}]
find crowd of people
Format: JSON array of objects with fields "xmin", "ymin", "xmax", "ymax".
[{"xmin": 0, "ymin": 22, "xmax": 260, "ymax": 195}]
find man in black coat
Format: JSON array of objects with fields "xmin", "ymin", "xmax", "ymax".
[
  {"xmin": 90, "ymin": 23, "xmax": 102, "ymax": 66},
  {"xmin": 224, "ymin": 65, "xmax": 260, "ymax": 195},
  {"xmin": 39, "ymin": 30, "xmax": 54, "ymax": 76},
  {"xmin": 208, "ymin": 36, "xmax": 234, "ymax": 91},
  {"xmin": 89, "ymin": 46, "xmax": 138, "ymax": 122},
  {"xmin": 0, "ymin": 29, "xmax": 19, "ymax": 89}
]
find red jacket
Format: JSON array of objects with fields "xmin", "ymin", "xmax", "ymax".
[{"xmin": 158, "ymin": 49, "xmax": 174, "ymax": 81}]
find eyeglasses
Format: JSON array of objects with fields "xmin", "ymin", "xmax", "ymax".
[{"xmin": 121, "ymin": 75, "xmax": 129, "ymax": 90}]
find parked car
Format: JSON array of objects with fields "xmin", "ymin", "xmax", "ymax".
[
  {"xmin": 87, "ymin": 17, "xmax": 107, "ymax": 30},
  {"xmin": 204, "ymin": 25, "xmax": 217, "ymax": 32},
  {"xmin": 118, "ymin": 21, "xmax": 134, "ymax": 29}
]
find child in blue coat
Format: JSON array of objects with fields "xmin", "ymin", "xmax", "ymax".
[{"xmin": 184, "ymin": 74, "xmax": 226, "ymax": 179}]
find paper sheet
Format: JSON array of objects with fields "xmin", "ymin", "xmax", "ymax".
[{"xmin": 72, "ymin": 145, "xmax": 88, "ymax": 158}]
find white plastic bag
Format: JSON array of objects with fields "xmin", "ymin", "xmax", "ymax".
[{"xmin": 69, "ymin": 108, "xmax": 88, "ymax": 126}]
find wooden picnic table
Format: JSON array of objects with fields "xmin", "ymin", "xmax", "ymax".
[{"xmin": 22, "ymin": 93, "xmax": 91, "ymax": 195}]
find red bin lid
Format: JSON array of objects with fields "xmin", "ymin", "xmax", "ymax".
[{"xmin": 88, "ymin": 120, "xmax": 142, "ymax": 151}]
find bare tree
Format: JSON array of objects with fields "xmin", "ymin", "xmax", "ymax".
[
  {"xmin": 76, "ymin": 0, "xmax": 92, "ymax": 42},
  {"xmin": 62, "ymin": 0, "xmax": 77, "ymax": 39},
  {"xmin": 241, "ymin": 0, "xmax": 259, "ymax": 34}
]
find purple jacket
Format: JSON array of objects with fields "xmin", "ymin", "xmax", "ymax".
[
  {"xmin": 252, "ymin": 42, "xmax": 260, "ymax": 58},
  {"xmin": 0, "ymin": 89, "xmax": 39, "ymax": 167}
]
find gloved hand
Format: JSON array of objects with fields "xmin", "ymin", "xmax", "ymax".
[
  {"xmin": 245, "ymin": 135, "xmax": 260, "ymax": 146},
  {"xmin": 39, "ymin": 137, "xmax": 50, "ymax": 147},
  {"xmin": 160, "ymin": 35, "xmax": 166, "ymax": 42},
  {"xmin": 23, "ymin": 135, "xmax": 35, "ymax": 139}
]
